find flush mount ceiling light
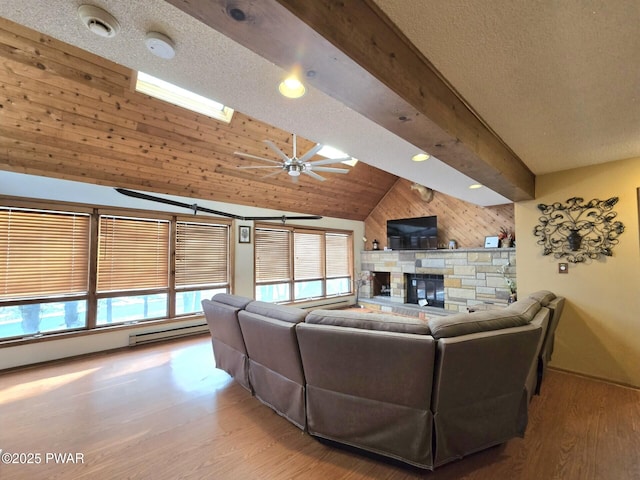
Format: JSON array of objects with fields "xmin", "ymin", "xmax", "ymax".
[
  {"xmin": 77, "ymin": 5, "xmax": 120, "ymax": 38},
  {"xmin": 278, "ymin": 75, "xmax": 306, "ymax": 99},
  {"xmin": 411, "ymin": 153, "xmax": 430, "ymax": 162},
  {"xmin": 145, "ymin": 32, "xmax": 175, "ymax": 59}
]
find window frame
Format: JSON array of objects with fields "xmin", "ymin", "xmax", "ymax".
[
  {"xmin": 0, "ymin": 197, "xmax": 232, "ymax": 342},
  {"xmin": 254, "ymin": 223, "xmax": 354, "ymax": 304}
]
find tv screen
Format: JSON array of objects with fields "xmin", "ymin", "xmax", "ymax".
[{"xmin": 387, "ymin": 216, "xmax": 437, "ymax": 250}]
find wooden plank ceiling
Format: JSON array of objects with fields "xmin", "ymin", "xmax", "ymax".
[{"xmin": 0, "ymin": 18, "xmax": 398, "ymax": 221}]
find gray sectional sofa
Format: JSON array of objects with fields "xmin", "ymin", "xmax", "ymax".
[{"xmin": 202, "ymin": 290, "xmax": 564, "ymax": 470}]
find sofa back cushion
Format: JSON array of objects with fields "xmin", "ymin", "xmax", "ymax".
[
  {"xmin": 429, "ymin": 298, "xmax": 541, "ymax": 339},
  {"xmin": 504, "ymin": 297, "xmax": 542, "ymax": 321},
  {"xmin": 245, "ymin": 301, "xmax": 307, "ymax": 324},
  {"xmin": 528, "ymin": 290, "xmax": 557, "ymax": 307},
  {"xmin": 305, "ymin": 309, "xmax": 431, "ymax": 334},
  {"xmin": 211, "ymin": 292, "xmax": 253, "ymax": 309}
]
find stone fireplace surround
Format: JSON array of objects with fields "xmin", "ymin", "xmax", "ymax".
[{"xmin": 360, "ymin": 248, "xmax": 516, "ymax": 313}]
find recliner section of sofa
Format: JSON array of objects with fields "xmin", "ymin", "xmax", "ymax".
[
  {"xmin": 428, "ymin": 298, "xmax": 548, "ymax": 467},
  {"xmin": 202, "ymin": 293, "xmax": 253, "ymax": 392},
  {"xmin": 298, "ymin": 310, "xmax": 436, "ymax": 468},
  {"xmin": 238, "ymin": 301, "xmax": 308, "ymax": 430},
  {"xmin": 202, "ymin": 292, "xmax": 564, "ymax": 470}
]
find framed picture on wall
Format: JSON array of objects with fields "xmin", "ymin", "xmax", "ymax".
[
  {"xmin": 239, "ymin": 225, "xmax": 251, "ymax": 244},
  {"xmin": 484, "ymin": 236, "xmax": 499, "ymax": 248}
]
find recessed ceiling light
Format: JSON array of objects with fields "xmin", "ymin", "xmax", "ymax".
[
  {"xmin": 469, "ymin": 184, "xmax": 483, "ymax": 189},
  {"xmin": 278, "ymin": 75, "xmax": 306, "ymax": 99},
  {"xmin": 411, "ymin": 153, "xmax": 430, "ymax": 162}
]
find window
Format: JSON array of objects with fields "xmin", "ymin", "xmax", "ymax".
[
  {"xmin": 255, "ymin": 225, "xmax": 353, "ymax": 303},
  {"xmin": 255, "ymin": 228, "xmax": 291, "ymax": 302},
  {"xmin": 175, "ymin": 221, "xmax": 230, "ymax": 315},
  {"xmin": 0, "ymin": 200, "xmax": 232, "ymax": 341},
  {"xmin": 135, "ymin": 72, "xmax": 235, "ymax": 123},
  {"xmin": 97, "ymin": 215, "xmax": 170, "ymax": 325},
  {"xmin": 0, "ymin": 207, "xmax": 90, "ymax": 338},
  {"xmin": 294, "ymin": 230, "xmax": 324, "ymax": 300},
  {"xmin": 325, "ymin": 233, "xmax": 352, "ymax": 296}
]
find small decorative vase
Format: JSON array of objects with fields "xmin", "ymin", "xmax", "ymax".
[
  {"xmin": 508, "ymin": 293, "xmax": 517, "ymax": 304},
  {"xmin": 502, "ymin": 239, "xmax": 512, "ymax": 248}
]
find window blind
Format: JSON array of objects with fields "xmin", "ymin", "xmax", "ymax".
[
  {"xmin": 97, "ymin": 215, "xmax": 169, "ymax": 292},
  {"xmin": 255, "ymin": 228, "xmax": 291, "ymax": 283},
  {"xmin": 175, "ymin": 221, "xmax": 229, "ymax": 287},
  {"xmin": 294, "ymin": 230, "xmax": 323, "ymax": 280},
  {"xmin": 326, "ymin": 233, "xmax": 351, "ymax": 278},
  {"xmin": 0, "ymin": 207, "xmax": 90, "ymax": 299}
]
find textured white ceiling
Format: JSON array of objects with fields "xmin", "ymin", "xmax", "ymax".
[
  {"xmin": 373, "ymin": 0, "xmax": 640, "ymax": 174},
  {"xmin": 2, "ymin": 1, "xmax": 637, "ymax": 206}
]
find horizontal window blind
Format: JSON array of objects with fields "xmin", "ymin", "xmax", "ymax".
[
  {"xmin": 326, "ymin": 233, "xmax": 351, "ymax": 278},
  {"xmin": 294, "ymin": 231, "xmax": 323, "ymax": 280},
  {"xmin": 97, "ymin": 215, "xmax": 169, "ymax": 292},
  {"xmin": 255, "ymin": 228, "xmax": 290, "ymax": 283},
  {"xmin": 0, "ymin": 208, "xmax": 90, "ymax": 299},
  {"xmin": 176, "ymin": 222, "xmax": 229, "ymax": 287}
]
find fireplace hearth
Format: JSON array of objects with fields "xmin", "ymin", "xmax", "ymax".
[{"xmin": 406, "ymin": 273, "xmax": 444, "ymax": 308}]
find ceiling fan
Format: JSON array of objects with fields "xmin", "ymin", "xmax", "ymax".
[{"xmin": 234, "ymin": 134, "xmax": 351, "ymax": 182}]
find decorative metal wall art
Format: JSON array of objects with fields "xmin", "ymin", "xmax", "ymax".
[{"xmin": 533, "ymin": 197, "xmax": 625, "ymax": 263}]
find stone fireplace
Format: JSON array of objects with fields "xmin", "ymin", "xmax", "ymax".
[{"xmin": 360, "ymin": 248, "xmax": 516, "ymax": 313}]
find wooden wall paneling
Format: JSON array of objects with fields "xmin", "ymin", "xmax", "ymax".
[{"xmin": 364, "ymin": 179, "xmax": 515, "ymax": 249}]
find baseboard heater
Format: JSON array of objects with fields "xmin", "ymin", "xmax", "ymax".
[{"xmin": 129, "ymin": 322, "xmax": 209, "ymax": 346}]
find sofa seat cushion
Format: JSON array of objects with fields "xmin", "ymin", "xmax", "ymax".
[
  {"xmin": 305, "ymin": 309, "xmax": 431, "ymax": 334},
  {"xmin": 429, "ymin": 299, "xmax": 541, "ymax": 340},
  {"xmin": 245, "ymin": 301, "xmax": 307, "ymax": 324},
  {"xmin": 211, "ymin": 293, "xmax": 253, "ymax": 309},
  {"xmin": 528, "ymin": 290, "xmax": 557, "ymax": 307}
]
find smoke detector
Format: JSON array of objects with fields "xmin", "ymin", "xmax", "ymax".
[
  {"xmin": 145, "ymin": 32, "xmax": 175, "ymax": 59},
  {"xmin": 78, "ymin": 5, "xmax": 120, "ymax": 38}
]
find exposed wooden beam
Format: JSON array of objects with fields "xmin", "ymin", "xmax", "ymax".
[{"xmin": 165, "ymin": 0, "xmax": 535, "ymax": 201}]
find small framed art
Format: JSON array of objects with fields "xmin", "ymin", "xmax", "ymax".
[
  {"xmin": 239, "ymin": 225, "xmax": 251, "ymax": 244},
  {"xmin": 484, "ymin": 236, "xmax": 499, "ymax": 248}
]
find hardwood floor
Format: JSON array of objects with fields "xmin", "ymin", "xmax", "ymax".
[{"xmin": 1, "ymin": 337, "xmax": 639, "ymax": 479}]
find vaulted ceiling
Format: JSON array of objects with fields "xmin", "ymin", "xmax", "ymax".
[{"xmin": 1, "ymin": 1, "xmax": 639, "ymax": 218}]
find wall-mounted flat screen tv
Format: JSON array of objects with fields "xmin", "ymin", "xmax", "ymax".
[{"xmin": 387, "ymin": 216, "xmax": 438, "ymax": 250}]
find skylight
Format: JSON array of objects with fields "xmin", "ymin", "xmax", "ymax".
[
  {"xmin": 317, "ymin": 145, "xmax": 358, "ymax": 167},
  {"xmin": 135, "ymin": 72, "xmax": 234, "ymax": 123}
]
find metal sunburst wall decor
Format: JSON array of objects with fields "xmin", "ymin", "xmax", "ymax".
[{"xmin": 533, "ymin": 197, "xmax": 625, "ymax": 263}]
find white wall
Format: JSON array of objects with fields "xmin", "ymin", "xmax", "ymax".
[
  {"xmin": 0, "ymin": 171, "xmax": 364, "ymax": 369},
  {"xmin": 515, "ymin": 156, "xmax": 640, "ymax": 387}
]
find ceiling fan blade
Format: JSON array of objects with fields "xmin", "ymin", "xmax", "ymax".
[
  {"xmin": 303, "ymin": 170, "xmax": 327, "ymax": 182},
  {"xmin": 234, "ymin": 151, "xmax": 282, "ymax": 165},
  {"xmin": 307, "ymin": 156, "xmax": 351, "ymax": 166},
  {"xmin": 264, "ymin": 140, "xmax": 292, "ymax": 163},
  {"xmin": 298, "ymin": 143, "xmax": 323, "ymax": 163},
  {"xmin": 261, "ymin": 169, "xmax": 284, "ymax": 179},
  {"xmin": 310, "ymin": 166, "xmax": 350, "ymax": 174},
  {"xmin": 236, "ymin": 165, "xmax": 281, "ymax": 169}
]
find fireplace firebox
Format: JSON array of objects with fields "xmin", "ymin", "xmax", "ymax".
[
  {"xmin": 371, "ymin": 272, "xmax": 391, "ymax": 297},
  {"xmin": 405, "ymin": 274, "xmax": 444, "ymax": 308}
]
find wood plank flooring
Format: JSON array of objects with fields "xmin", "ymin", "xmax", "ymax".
[{"xmin": 1, "ymin": 336, "xmax": 639, "ymax": 479}]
